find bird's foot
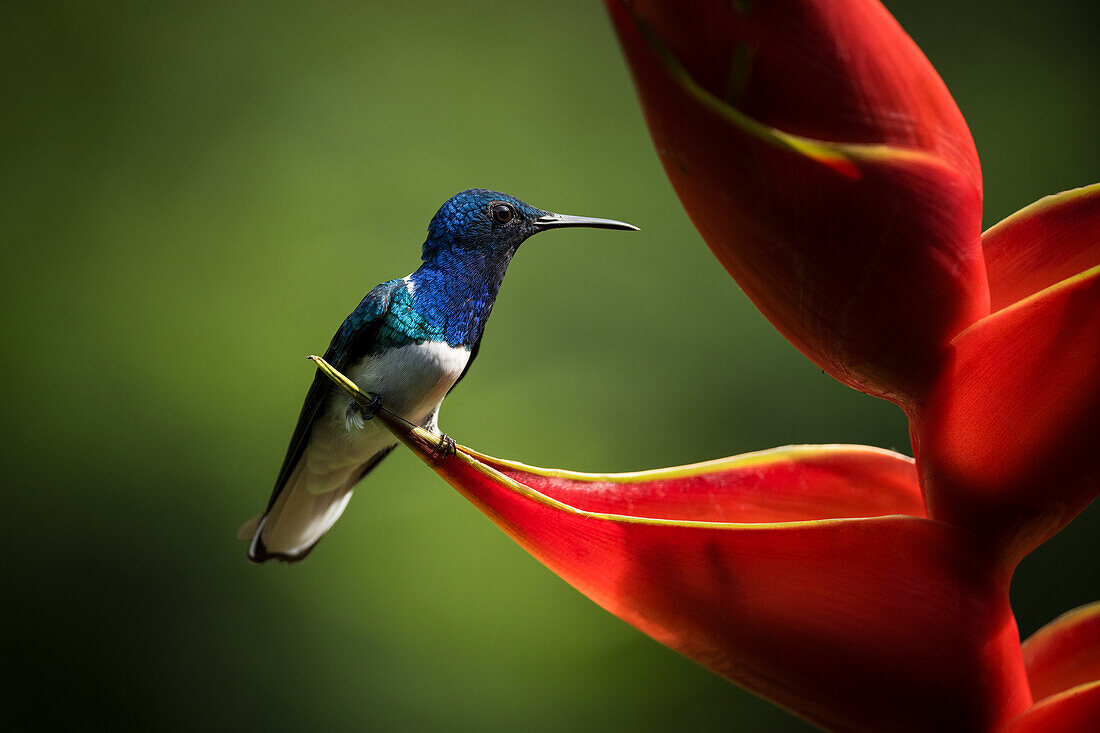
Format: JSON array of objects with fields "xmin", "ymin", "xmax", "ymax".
[
  {"xmin": 345, "ymin": 393, "xmax": 383, "ymax": 431},
  {"xmin": 432, "ymin": 433, "xmax": 457, "ymax": 460}
]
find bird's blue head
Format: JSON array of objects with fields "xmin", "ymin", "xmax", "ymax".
[
  {"xmin": 421, "ymin": 188, "xmax": 637, "ymax": 263},
  {"xmin": 408, "ymin": 189, "xmax": 637, "ymax": 346}
]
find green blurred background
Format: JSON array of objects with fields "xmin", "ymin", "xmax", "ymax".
[{"xmin": 3, "ymin": 1, "xmax": 1097, "ymax": 730}]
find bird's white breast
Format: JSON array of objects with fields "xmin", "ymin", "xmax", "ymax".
[
  {"xmin": 341, "ymin": 340, "xmax": 470, "ymax": 433},
  {"xmin": 301, "ymin": 341, "xmax": 470, "ymax": 493}
]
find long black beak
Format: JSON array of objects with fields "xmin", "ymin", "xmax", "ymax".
[{"xmin": 535, "ymin": 212, "xmax": 639, "ymax": 231}]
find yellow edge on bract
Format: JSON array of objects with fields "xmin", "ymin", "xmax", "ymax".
[
  {"xmin": 461, "ymin": 443, "xmax": 914, "ymax": 484},
  {"xmin": 1025, "ymin": 600, "xmax": 1100, "ymax": 645},
  {"xmin": 309, "ymin": 355, "xmax": 926, "ymax": 532},
  {"xmin": 410, "ymin": 424, "xmax": 919, "ymax": 531},
  {"xmin": 982, "ymin": 182, "xmax": 1100, "ymax": 240},
  {"xmin": 951, "ymin": 263, "xmax": 1100, "ymax": 344},
  {"xmin": 630, "ymin": 7, "xmax": 947, "ymax": 174},
  {"xmin": 1015, "ymin": 679, "xmax": 1100, "ymax": 715}
]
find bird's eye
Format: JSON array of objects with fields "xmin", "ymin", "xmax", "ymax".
[{"xmin": 490, "ymin": 203, "xmax": 514, "ymax": 224}]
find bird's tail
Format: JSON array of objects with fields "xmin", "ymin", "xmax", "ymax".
[
  {"xmin": 244, "ymin": 477, "xmax": 356, "ymax": 563},
  {"xmin": 240, "ymin": 446, "xmax": 394, "ymax": 563}
]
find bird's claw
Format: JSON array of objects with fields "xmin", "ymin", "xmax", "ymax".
[
  {"xmin": 359, "ymin": 392, "xmax": 384, "ymax": 420},
  {"xmin": 433, "ymin": 433, "xmax": 457, "ymax": 460},
  {"xmin": 345, "ymin": 393, "xmax": 383, "ymax": 430}
]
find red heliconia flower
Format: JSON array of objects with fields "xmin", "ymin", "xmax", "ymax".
[{"xmin": 313, "ymin": 1, "xmax": 1099, "ymax": 730}]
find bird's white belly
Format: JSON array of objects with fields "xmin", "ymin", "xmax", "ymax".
[
  {"xmin": 302, "ymin": 341, "xmax": 470, "ymax": 490},
  {"xmin": 345, "ymin": 340, "xmax": 470, "ymax": 423}
]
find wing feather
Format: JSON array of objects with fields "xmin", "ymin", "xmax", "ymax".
[
  {"xmin": 247, "ymin": 281, "xmax": 398, "ymax": 561},
  {"xmin": 264, "ymin": 281, "xmax": 396, "ymax": 510}
]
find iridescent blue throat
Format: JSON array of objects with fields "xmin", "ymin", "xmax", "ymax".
[{"xmin": 372, "ymin": 246, "xmax": 515, "ymax": 352}]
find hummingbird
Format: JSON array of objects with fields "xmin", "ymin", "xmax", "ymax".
[{"xmin": 240, "ymin": 188, "xmax": 638, "ymax": 562}]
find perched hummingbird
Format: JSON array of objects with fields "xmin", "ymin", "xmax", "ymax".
[{"xmin": 240, "ymin": 188, "xmax": 637, "ymax": 562}]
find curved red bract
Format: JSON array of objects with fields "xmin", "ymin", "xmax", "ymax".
[
  {"xmin": 983, "ymin": 184, "xmax": 1100, "ymax": 313},
  {"xmin": 605, "ymin": 0, "xmax": 988, "ymax": 405},
  {"xmin": 913, "ymin": 264, "xmax": 1100, "ymax": 561},
  {"xmin": 386, "ymin": 426, "xmax": 1029, "ymax": 732},
  {"xmin": 1023, "ymin": 602, "xmax": 1100, "ymax": 704},
  {"xmin": 999, "ymin": 684, "xmax": 1100, "ymax": 733},
  {"xmin": 471, "ymin": 445, "xmax": 925, "ymax": 522}
]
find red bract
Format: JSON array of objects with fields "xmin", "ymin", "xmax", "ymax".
[
  {"xmin": 367, "ymin": 414, "xmax": 1029, "ymax": 732},
  {"xmin": 1022, "ymin": 601, "xmax": 1100, "ymax": 704},
  {"xmin": 315, "ymin": 1, "xmax": 1100, "ymax": 730},
  {"xmin": 912, "ymin": 187, "xmax": 1100, "ymax": 561},
  {"xmin": 914, "ymin": 256, "xmax": 1100, "ymax": 561},
  {"xmin": 1005, "ymin": 602, "xmax": 1100, "ymax": 732},
  {"xmin": 603, "ymin": 0, "xmax": 988, "ymax": 405}
]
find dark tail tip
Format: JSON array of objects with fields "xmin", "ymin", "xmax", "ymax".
[{"xmin": 248, "ymin": 531, "xmax": 316, "ymax": 564}]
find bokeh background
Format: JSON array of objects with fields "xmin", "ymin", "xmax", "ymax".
[{"xmin": 3, "ymin": 1, "xmax": 1097, "ymax": 730}]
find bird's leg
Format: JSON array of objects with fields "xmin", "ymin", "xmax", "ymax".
[
  {"xmin": 360, "ymin": 392, "xmax": 383, "ymax": 419},
  {"xmin": 433, "ymin": 433, "xmax": 457, "ymax": 460},
  {"xmin": 345, "ymin": 393, "xmax": 384, "ymax": 430}
]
